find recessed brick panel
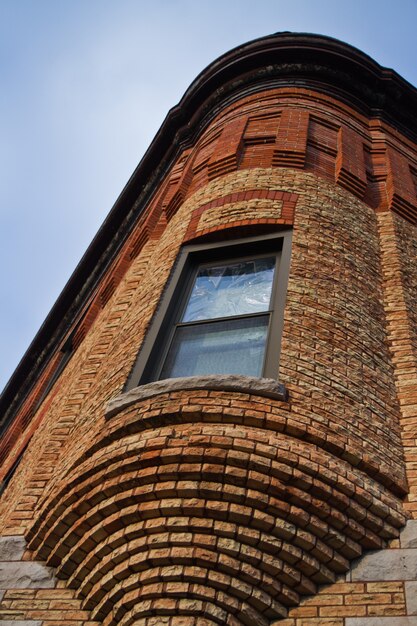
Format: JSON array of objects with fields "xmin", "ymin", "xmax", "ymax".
[{"xmin": 386, "ymin": 147, "xmax": 417, "ymax": 224}]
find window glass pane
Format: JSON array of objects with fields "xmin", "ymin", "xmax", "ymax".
[
  {"xmin": 182, "ymin": 257, "xmax": 275, "ymax": 322},
  {"xmin": 159, "ymin": 316, "xmax": 269, "ymax": 379}
]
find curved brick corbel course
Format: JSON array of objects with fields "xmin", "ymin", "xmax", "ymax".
[{"xmin": 26, "ymin": 385, "xmax": 407, "ymax": 624}]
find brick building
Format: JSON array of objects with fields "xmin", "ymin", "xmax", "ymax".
[{"xmin": 0, "ymin": 32, "xmax": 417, "ymax": 625}]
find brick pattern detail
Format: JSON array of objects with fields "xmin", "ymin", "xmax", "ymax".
[
  {"xmin": 412, "ymin": 167, "xmax": 417, "ymax": 198},
  {"xmin": 0, "ymin": 536, "xmax": 98, "ymax": 625},
  {"xmin": 386, "ymin": 146, "xmax": 417, "ymax": 224},
  {"xmin": 164, "ymin": 153, "xmax": 194, "ymax": 222},
  {"xmin": 5, "ymin": 522, "xmax": 417, "ymax": 624},
  {"xmin": 207, "ymin": 116, "xmax": 247, "ymax": 180},
  {"xmin": 0, "ymin": 349, "xmax": 63, "ymax": 479},
  {"xmin": 306, "ymin": 116, "xmax": 338, "ymax": 180},
  {"xmin": 245, "ymin": 112, "xmax": 280, "ymax": 143},
  {"xmin": 0, "ymin": 589, "xmax": 97, "ymax": 624},
  {"xmin": 273, "ymin": 109, "xmax": 309, "ymax": 168},
  {"xmin": 336, "ymin": 125, "xmax": 367, "ymax": 198},
  {"xmin": 241, "ymin": 113, "xmax": 279, "ymax": 170},
  {"xmin": 26, "ymin": 389, "xmax": 405, "ymax": 624},
  {"xmin": 190, "ymin": 129, "xmax": 222, "ymax": 193},
  {"xmin": 184, "ymin": 188, "xmax": 297, "ymax": 241},
  {"xmin": 279, "ymin": 582, "xmax": 407, "ymax": 624},
  {"xmin": 277, "ymin": 173, "xmax": 405, "ymax": 494},
  {"xmin": 363, "ymin": 137, "xmax": 388, "ymax": 210},
  {"xmin": 278, "ymin": 519, "xmax": 417, "ymax": 624}
]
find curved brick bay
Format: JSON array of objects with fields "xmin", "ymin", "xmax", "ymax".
[{"xmin": 0, "ymin": 33, "xmax": 417, "ymax": 625}]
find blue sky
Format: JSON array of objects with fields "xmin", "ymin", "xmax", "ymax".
[{"xmin": 1, "ymin": 0, "xmax": 417, "ymax": 392}]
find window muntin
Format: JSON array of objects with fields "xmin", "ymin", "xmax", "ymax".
[{"xmin": 126, "ymin": 231, "xmax": 292, "ymax": 388}]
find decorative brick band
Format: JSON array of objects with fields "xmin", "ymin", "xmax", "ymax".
[{"xmin": 184, "ymin": 188, "xmax": 297, "ymax": 241}]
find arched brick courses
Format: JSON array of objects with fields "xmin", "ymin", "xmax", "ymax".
[{"xmin": 25, "ymin": 386, "xmax": 406, "ymax": 623}]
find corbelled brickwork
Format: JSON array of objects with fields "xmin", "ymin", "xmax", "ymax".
[{"xmin": 0, "ymin": 33, "xmax": 416, "ymax": 624}]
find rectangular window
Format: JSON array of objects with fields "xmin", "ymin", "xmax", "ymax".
[{"xmin": 126, "ymin": 231, "xmax": 291, "ymax": 388}]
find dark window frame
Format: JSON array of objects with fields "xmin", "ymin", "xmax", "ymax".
[{"xmin": 125, "ymin": 230, "xmax": 292, "ymax": 389}]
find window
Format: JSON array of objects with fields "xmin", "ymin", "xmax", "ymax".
[{"xmin": 126, "ymin": 231, "xmax": 291, "ymax": 388}]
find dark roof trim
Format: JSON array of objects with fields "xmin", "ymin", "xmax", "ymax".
[{"xmin": 2, "ymin": 32, "xmax": 417, "ymax": 426}]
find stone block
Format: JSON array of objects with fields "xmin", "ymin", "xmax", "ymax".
[
  {"xmin": 0, "ymin": 561, "xmax": 55, "ymax": 589},
  {"xmin": 406, "ymin": 581, "xmax": 417, "ymax": 615},
  {"xmin": 0, "ymin": 536, "xmax": 26, "ymax": 561},
  {"xmin": 400, "ymin": 522, "xmax": 417, "ymax": 549},
  {"xmin": 0, "ymin": 623, "xmax": 42, "ymax": 626},
  {"xmin": 351, "ymin": 550, "xmax": 417, "ymax": 581}
]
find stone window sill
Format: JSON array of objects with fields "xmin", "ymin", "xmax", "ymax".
[{"xmin": 106, "ymin": 374, "xmax": 288, "ymax": 420}]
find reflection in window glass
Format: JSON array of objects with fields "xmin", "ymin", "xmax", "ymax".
[
  {"xmin": 160, "ymin": 316, "xmax": 269, "ymax": 379},
  {"xmin": 159, "ymin": 256, "xmax": 278, "ymax": 380},
  {"xmin": 182, "ymin": 257, "xmax": 275, "ymax": 322}
]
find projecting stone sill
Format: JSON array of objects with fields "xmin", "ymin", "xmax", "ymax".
[{"xmin": 106, "ymin": 374, "xmax": 288, "ymax": 419}]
